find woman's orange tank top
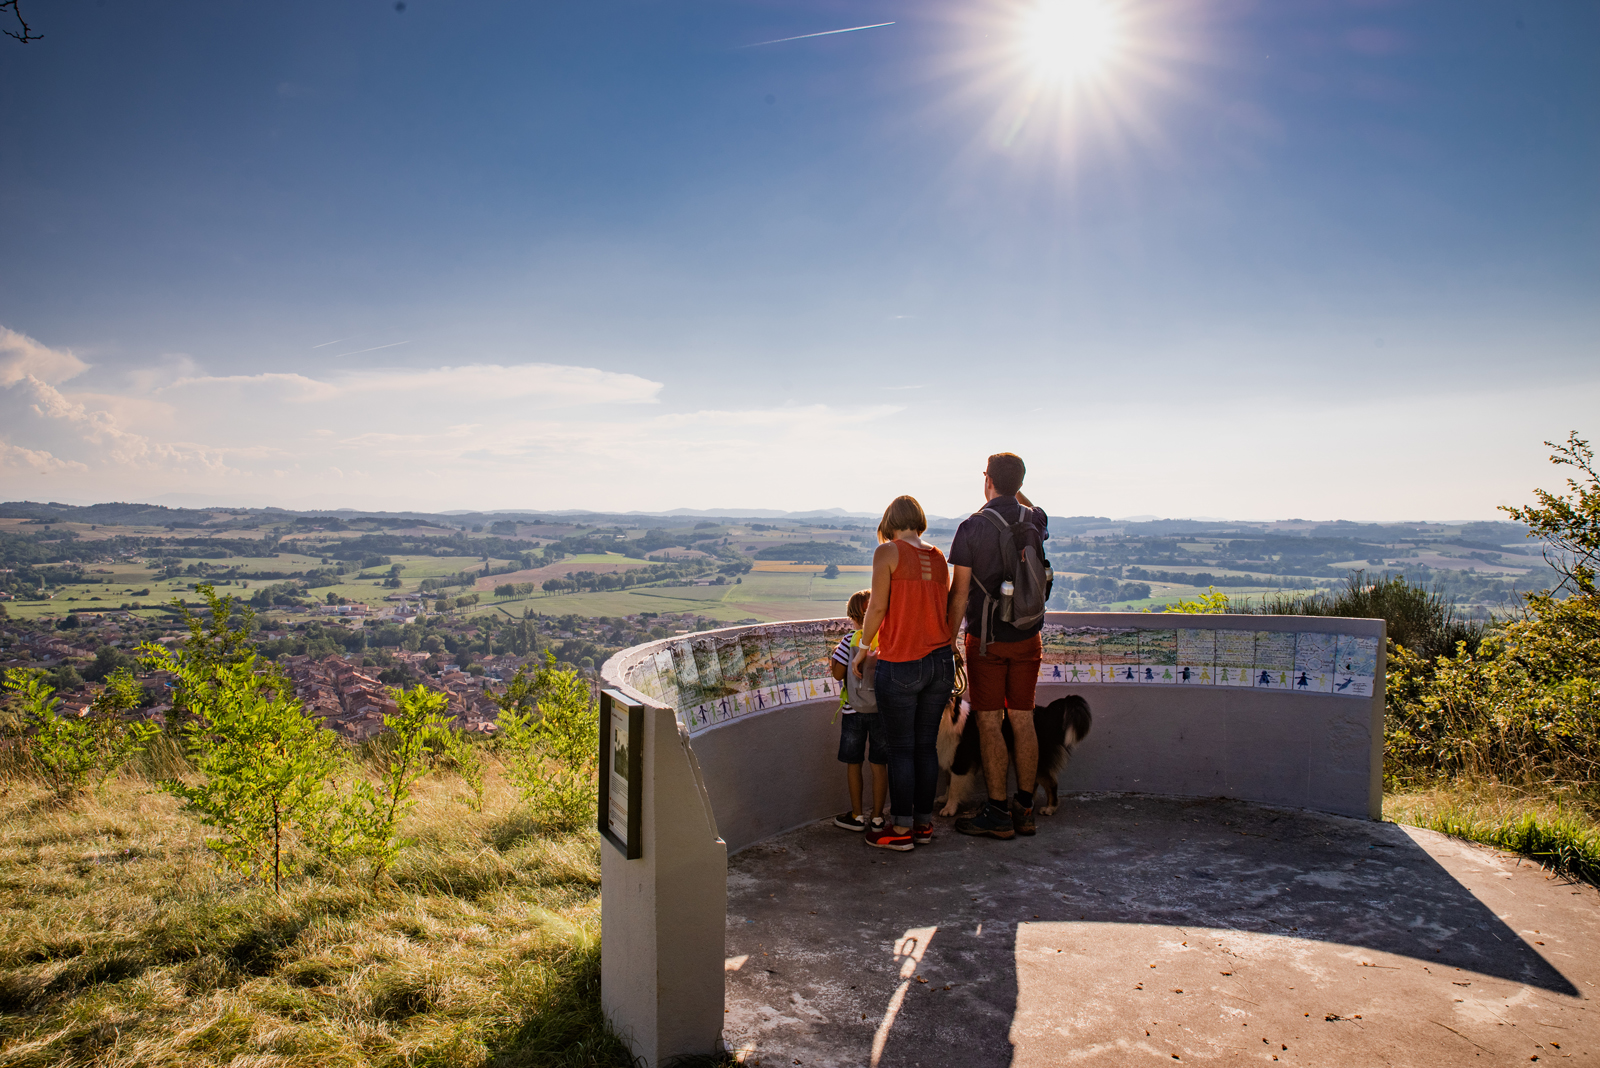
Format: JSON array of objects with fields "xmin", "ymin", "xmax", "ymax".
[{"xmin": 876, "ymin": 540, "xmax": 951, "ymax": 663}]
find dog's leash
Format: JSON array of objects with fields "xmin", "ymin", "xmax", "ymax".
[{"xmin": 950, "ymin": 647, "xmax": 968, "ymax": 719}]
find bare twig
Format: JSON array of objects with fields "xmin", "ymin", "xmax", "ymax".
[{"xmin": 1, "ymin": 0, "xmax": 42, "ymax": 43}]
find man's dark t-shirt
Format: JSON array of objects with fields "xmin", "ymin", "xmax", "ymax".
[{"xmin": 948, "ymin": 495, "xmax": 1050, "ymax": 643}]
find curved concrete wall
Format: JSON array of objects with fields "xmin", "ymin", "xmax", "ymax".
[
  {"xmin": 597, "ymin": 611, "xmax": 1385, "ymax": 1064},
  {"xmin": 605, "ymin": 611, "xmax": 1385, "ymax": 843}
]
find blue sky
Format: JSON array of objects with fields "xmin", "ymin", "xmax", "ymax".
[{"xmin": 1, "ymin": 0, "xmax": 1596, "ymax": 519}]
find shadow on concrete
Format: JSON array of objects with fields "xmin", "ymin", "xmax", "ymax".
[{"xmin": 724, "ymin": 796, "xmax": 1586, "ymax": 1068}]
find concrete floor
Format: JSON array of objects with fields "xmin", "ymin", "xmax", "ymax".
[{"xmin": 723, "ymin": 796, "xmax": 1599, "ymax": 1067}]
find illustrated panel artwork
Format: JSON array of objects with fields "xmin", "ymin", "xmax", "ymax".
[
  {"xmin": 1213, "ymin": 628, "xmax": 1256, "ymax": 688},
  {"xmin": 1137, "ymin": 629, "xmax": 1178, "ymax": 684},
  {"xmin": 624, "ymin": 654, "xmax": 661, "ymax": 703},
  {"xmin": 1099, "ymin": 629, "xmax": 1141, "ymax": 683},
  {"xmin": 1055, "ymin": 627, "xmax": 1106, "ymax": 684},
  {"xmin": 1175, "ymin": 627, "xmax": 1216, "ymax": 685},
  {"xmin": 1292, "ymin": 631, "xmax": 1337, "ymax": 694},
  {"xmin": 1333, "ymin": 634, "xmax": 1379, "ymax": 697},
  {"xmin": 765, "ymin": 628, "xmax": 805, "ymax": 685},
  {"xmin": 1253, "ymin": 630, "xmax": 1296, "ymax": 690}
]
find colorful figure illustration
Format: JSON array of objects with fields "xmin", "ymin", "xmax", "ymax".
[
  {"xmin": 779, "ymin": 684, "xmax": 792, "ymax": 702},
  {"xmin": 718, "ymin": 696, "xmax": 731, "ymax": 719},
  {"xmin": 1336, "ymin": 677, "xmax": 1353, "ymax": 691},
  {"xmin": 1257, "ymin": 670, "xmax": 1272, "ymax": 686},
  {"xmin": 1180, "ymin": 666, "xmax": 1191, "ymax": 682},
  {"xmin": 1296, "ymin": 672, "xmax": 1310, "ymax": 689},
  {"xmin": 1069, "ymin": 665, "xmax": 1083, "ymax": 681},
  {"xmin": 1051, "ymin": 665, "xmax": 1063, "ymax": 680},
  {"xmin": 1143, "ymin": 667, "xmax": 1155, "ymax": 681},
  {"xmin": 1124, "ymin": 667, "xmax": 1136, "ymax": 680},
  {"xmin": 1201, "ymin": 667, "xmax": 1211, "ymax": 682}
]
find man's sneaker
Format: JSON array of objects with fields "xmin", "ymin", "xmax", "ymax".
[
  {"xmin": 956, "ymin": 803, "xmax": 1016, "ymax": 840},
  {"xmin": 1010, "ymin": 801, "xmax": 1036, "ymax": 837},
  {"xmin": 865, "ymin": 824, "xmax": 915, "ymax": 852},
  {"xmin": 912, "ymin": 823, "xmax": 935, "ymax": 845},
  {"xmin": 833, "ymin": 812, "xmax": 867, "ymax": 831}
]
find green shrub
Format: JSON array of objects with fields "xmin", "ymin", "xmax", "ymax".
[
  {"xmin": 2, "ymin": 667, "xmax": 159, "ymax": 798},
  {"xmin": 338, "ymin": 685, "xmax": 454, "ymax": 887},
  {"xmin": 497, "ymin": 655, "xmax": 599, "ymax": 830},
  {"xmin": 149, "ymin": 650, "xmax": 346, "ymax": 892}
]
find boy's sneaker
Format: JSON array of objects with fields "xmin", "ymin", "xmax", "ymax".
[
  {"xmin": 956, "ymin": 803, "xmax": 1016, "ymax": 840},
  {"xmin": 865, "ymin": 824, "xmax": 914, "ymax": 852},
  {"xmin": 833, "ymin": 812, "xmax": 867, "ymax": 831},
  {"xmin": 912, "ymin": 823, "xmax": 935, "ymax": 845},
  {"xmin": 1010, "ymin": 800, "xmax": 1036, "ymax": 837}
]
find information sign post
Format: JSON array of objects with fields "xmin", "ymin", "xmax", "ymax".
[{"xmin": 599, "ymin": 688, "xmax": 643, "ymax": 859}]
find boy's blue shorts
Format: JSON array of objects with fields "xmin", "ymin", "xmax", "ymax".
[{"xmin": 838, "ymin": 711, "xmax": 887, "ymax": 766}]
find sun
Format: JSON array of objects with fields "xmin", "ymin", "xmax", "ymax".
[{"xmin": 1017, "ymin": 0, "xmax": 1123, "ymax": 88}]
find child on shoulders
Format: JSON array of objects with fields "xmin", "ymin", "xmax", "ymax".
[{"xmin": 830, "ymin": 590, "xmax": 887, "ymax": 832}]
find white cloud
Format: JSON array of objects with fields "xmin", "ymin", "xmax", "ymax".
[
  {"xmin": 0, "ymin": 327, "xmax": 89, "ymax": 387},
  {"xmin": 0, "ymin": 441, "xmax": 88, "ymax": 474},
  {"xmin": 166, "ymin": 363, "xmax": 663, "ymax": 406},
  {"xmin": 18, "ymin": 374, "xmax": 232, "ymax": 474}
]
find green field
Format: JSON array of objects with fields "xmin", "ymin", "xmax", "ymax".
[{"xmin": 464, "ymin": 569, "xmax": 866, "ymax": 624}]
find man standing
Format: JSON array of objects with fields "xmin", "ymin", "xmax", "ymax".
[{"xmin": 947, "ymin": 452, "xmax": 1048, "ymax": 840}]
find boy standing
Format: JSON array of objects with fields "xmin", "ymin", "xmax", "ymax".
[{"xmin": 830, "ymin": 590, "xmax": 888, "ymax": 831}]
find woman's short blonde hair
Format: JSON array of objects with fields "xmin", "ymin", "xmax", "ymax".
[{"xmin": 877, "ymin": 495, "xmax": 927, "ymax": 542}]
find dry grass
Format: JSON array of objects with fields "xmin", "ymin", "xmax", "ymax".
[
  {"xmin": 1386, "ymin": 784, "xmax": 1600, "ymax": 887},
  {"xmin": 0, "ymin": 768, "xmax": 633, "ymax": 1068}
]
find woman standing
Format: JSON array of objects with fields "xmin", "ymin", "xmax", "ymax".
[{"xmin": 852, "ymin": 495, "xmax": 961, "ymax": 851}]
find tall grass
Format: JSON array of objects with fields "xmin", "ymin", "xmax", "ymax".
[
  {"xmin": 0, "ymin": 769, "xmax": 635, "ymax": 1068},
  {"xmin": 1386, "ymin": 786, "xmax": 1600, "ymax": 886}
]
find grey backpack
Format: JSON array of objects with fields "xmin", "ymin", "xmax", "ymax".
[
  {"xmin": 843, "ymin": 632, "xmax": 878, "ymax": 715},
  {"xmin": 970, "ymin": 506, "xmax": 1053, "ymax": 654}
]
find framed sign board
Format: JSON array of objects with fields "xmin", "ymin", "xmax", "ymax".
[{"xmin": 599, "ymin": 689, "xmax": 643, "ymax": 859}]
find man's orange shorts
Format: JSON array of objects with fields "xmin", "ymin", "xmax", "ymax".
[{"xmin": 963, "ymin": 633, "xmax": 1042, "ymax": 711}]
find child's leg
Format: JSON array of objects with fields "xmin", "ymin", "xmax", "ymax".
[{"xmin": 847, "ymin": 762, "xmax": 864, "ymax": 818}]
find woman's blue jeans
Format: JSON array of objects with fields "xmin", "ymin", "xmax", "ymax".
[{"xmin": 874, "ymin": 647, "xmax": 955, "ymax": 826}]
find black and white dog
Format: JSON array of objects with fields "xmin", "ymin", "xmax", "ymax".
[{"xmin": 936, "ymin": 695, "xmax": 1092, "ymax": 817}]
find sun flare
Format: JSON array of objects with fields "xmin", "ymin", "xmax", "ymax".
[{"xmin": 1018, "ymin": 0, "xmax": 1123, "ymax": 87}]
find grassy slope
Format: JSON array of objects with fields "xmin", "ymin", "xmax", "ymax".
[
  {"xmin": 1386, "ymin": 786, "xmax": 1600, "ymax": 887},
  {"xmin": 0, "ymin": 772, "xmax": 631, "ymax": 1068}
]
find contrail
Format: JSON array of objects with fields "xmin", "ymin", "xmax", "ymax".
[
  {"xmin": 312, "ymin": 337, "xmax": 353, "ymax": 348},
  {"xmin": 329, "ymin": 340, "xmax": 411, "ymax": 358},
  {"xmin": 744, "ymin": 21, "xmax": 894, "ymax": 47}
]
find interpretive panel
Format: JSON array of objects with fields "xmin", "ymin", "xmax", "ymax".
[
  {"xmin": 598, "ymin": 689, "xmax": 643, "ymax": 859},
  {"xmin": 616, "ymin": 619, "xmax": 1383, "ymax": 735}
]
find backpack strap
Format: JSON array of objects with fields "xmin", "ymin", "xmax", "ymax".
[{"xmin": 968, "ymin": 507, "xmax": 1020, "ymax": 656}]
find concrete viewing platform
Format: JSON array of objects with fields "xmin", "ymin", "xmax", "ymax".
[{"xmin": 723, "ymin": 797, "xmax": 1599, "ymax": 1066}]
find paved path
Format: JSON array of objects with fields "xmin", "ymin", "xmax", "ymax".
[{"xmin": 723, "ymin": 796, "xmax": 1598, "ymax": 1066}]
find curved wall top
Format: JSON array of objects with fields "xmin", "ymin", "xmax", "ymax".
[{"xmin": 605, "ymin": 612, "xmax": 1383, "ymax": 728}]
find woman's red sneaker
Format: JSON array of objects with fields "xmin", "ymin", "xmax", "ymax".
[{"xmin": 865, "ymin": 824, "xmax": 914, "ymax": 852}]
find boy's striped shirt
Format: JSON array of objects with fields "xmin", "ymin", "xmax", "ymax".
[{"xmin": 832, "ymin": 636, "xmax": 855, "ymax": 713}]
